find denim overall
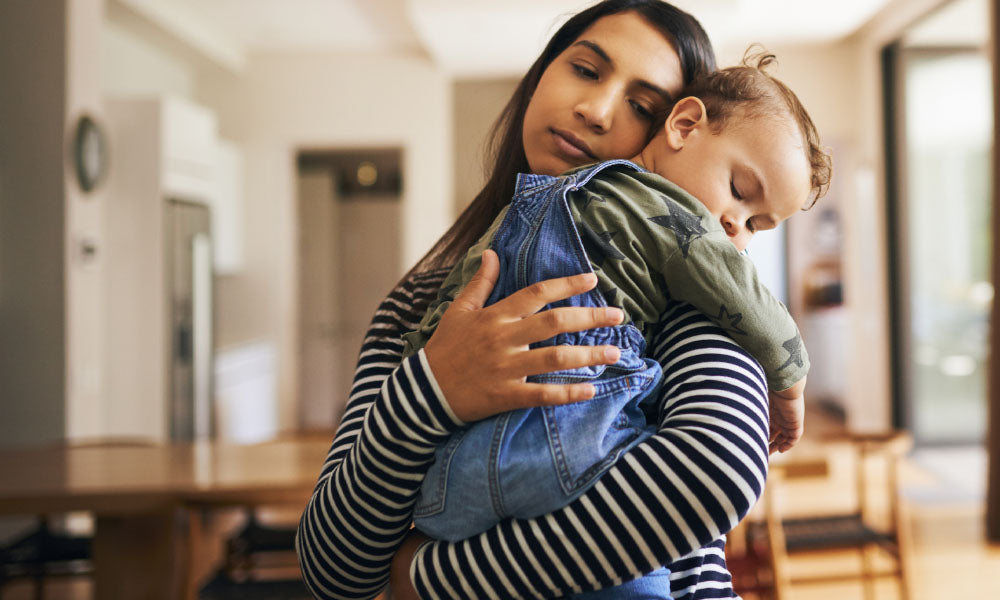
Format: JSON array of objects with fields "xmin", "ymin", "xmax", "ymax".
[{"xmin": 415, "ymin": 161, "xmax": 671, "ymax": 598}]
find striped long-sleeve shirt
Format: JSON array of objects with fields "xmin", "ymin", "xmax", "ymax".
[{"xmin": 296, "ymin": 268, "xmax": 770, "ymax": 599}]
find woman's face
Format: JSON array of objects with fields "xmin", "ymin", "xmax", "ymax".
[{"xmin": 522, "ymin": 11, "xmax": 685, "ymax": 176}]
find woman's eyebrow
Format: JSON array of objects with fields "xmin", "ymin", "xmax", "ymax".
[
  {"xmin": 572, "ymin": 40, "xmax": 672, "ymax": 101},
  {"xmin": 572, "ymin": 40, "xmax": 612, "ymax": 64}
]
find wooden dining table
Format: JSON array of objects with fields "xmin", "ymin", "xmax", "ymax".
[{"xmin": 0, "ymin": 435, "xmax": 331, "ymax": 600}]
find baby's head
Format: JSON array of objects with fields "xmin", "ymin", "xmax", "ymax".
[{"xmin": 641, "ymin": 51, "xmax": 832, "ymax": 251}]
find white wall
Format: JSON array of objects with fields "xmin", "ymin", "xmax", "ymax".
[
  {"xmin": 197, "ymin": 51, "xmax": 453, "ymax": 432},
  {"xmin": 452, "ymin": 78, "xmax": 517, "ymax": 214},
  {"xmin": 101, "ymin": 19, "xmax": 197, "ymax": 98},
  {"xmin": 64, "ymin": 0, "xmax": 112, "ymax": 442}
]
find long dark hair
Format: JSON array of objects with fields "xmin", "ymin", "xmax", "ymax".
[{"xmin": 410, "ymin": 0, "xmax": 716, "ymax": 276}]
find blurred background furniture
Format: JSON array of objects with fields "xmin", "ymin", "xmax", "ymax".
[
  {"xmin": 0, "ymin": 439, "xmax": 159, "ymax": 598},
  {"xmin": 0, "ymin": 436, "xmax": 327, "ymax": 600},
  {"xmin": 757, "ymin": 432, "xmax": 914, "ymax": 600},
  {"xmin": 0, "ymin": 516, "xmax": 92, "ymax": 599},
  {"xmin": 727, "ymin": 455, "xmax": 831, "ymax": 600},
  {"xmin": 183, "ymin": 504, "xmax": 307, "ymax": 599}
]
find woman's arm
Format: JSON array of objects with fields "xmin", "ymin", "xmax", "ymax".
[
  {"xmin": 297, "ymin": 254, "xmax": 626, "ymax": 600},
  {"xmin": 407, "ymin": 302, "xmax": 770, "ymax": 599},
  {"xmin": 296, "ymin": 269, "xmax": 461, "ymax": 600}
]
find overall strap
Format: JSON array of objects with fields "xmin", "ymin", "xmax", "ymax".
[{"xmin": 565, "ymin": 159, "xmax": 646, "ymax": 190}]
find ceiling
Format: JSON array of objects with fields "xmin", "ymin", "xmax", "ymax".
[{"xmin": 112, "ymin": 0, "xmax": 896, "ymax": 77}]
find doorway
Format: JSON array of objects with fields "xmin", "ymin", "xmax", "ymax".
[
  {"xmin": 295, "ymin": 149, "xmax": 403, "ymax": 431},
  {"xmin": 884, "ymin": 0, "xmax": 992, "ymax": 445}
]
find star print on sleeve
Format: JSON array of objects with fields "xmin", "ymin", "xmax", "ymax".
[
  {"xmin": 777, "ymin": 333, "xmax": 806, "ymax": 371},
  {"xmin": 649, "ymin": 270, "xmax": 673, "ymax": 304},
  {"xmin": 579, "ymin": 222, "xmax": 625, "ymax": 270},
  {"xmin": 578, "ymin": 190, "xmax": 608, "ymax": 212},
  {"xmin": 648, "ymin": 201, "xmax": 708, "ymax": 258},
  {"xmin": 714, "ymin": 304, "xmax": 748, "ymax": 336},
  {"xmin": 601, "ymin": 285, "xmax": 622, "ymax": 308}
]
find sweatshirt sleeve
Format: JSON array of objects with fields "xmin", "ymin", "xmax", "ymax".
[
  {"xmin": 648, "ymin": 192, "xmax": 809, "ymax": 391},
  {"xmin": 296, "ymin": 271, "xmax": 464, "ymax": 600},
  {"xmin": 409, "ymin": 301, "xmax": 770, "ymax": 599}
]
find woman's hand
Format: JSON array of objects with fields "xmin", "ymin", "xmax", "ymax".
[
  {"xmin": 424, "ymin": 249, "xmax": 624, "ymax": 423},
  {"xmin": 388, "ymin": 529, "xmax": 431, "ymax": 600}
]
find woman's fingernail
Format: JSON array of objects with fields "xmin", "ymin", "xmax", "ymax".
[
  {"xmin": 604, "ymin": 346, "xmax": 620, "ymax": 362},
  {"xmin": 606, "ymin": 308, "xmax": 622, "ymax": 322}
]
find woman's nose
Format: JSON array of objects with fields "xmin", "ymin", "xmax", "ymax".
[{"xmin": 575, "ymin": 91, "xmax": 615, "ymax": 132}]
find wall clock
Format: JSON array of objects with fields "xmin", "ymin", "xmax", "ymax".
[{"xmin": 73, "ymin": 114, "xmax": 107, "ymax": 193}]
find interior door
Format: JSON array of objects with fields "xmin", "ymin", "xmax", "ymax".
[
  {"xmin": 297, "ymin": 168, "xmax": 341, "ymax": 431},
  {"xmin": 167, "ymin": 198, "xmax": 214, "ymax": 441}
]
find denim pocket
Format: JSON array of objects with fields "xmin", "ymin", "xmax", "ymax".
[
  {"xmin": 413, "ymin": 427, "xmax": 468, "ymax": 518},
  {"xmin": 542, "ymin": 352, "xmax": 661, "ymax": 497}
]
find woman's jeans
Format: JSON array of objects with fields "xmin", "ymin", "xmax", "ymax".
[{"xmin": 414, "ymin": 161, "xmax": 670, "ymax": 599}]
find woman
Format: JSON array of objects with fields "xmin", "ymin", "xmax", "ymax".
[{"xmin": 297, "ymin": 2, "xmax": 770, "ymax": 598}]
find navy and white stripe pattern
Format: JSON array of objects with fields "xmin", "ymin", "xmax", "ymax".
[{"xmin": 297, "ymin": 269, "xmax": 769, "ymax": 599}]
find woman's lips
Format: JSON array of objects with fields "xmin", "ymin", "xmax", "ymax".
[{"xmin": 550, "ymin": 129, "xmax": 596, "ymax": 162}]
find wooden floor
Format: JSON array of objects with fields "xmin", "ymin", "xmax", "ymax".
[{"xmin": 4, "ymin": 408, "xmax": 999, "ymax": 599}]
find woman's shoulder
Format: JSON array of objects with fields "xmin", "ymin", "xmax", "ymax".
[
  {"xmin": 393, "ymin": 267, "xmax": 452, "ymax": 301},
  {"xmin": 405, "ymin": 266, "xmax": 453, "ymax": 288},
  {"xmin": 378, "ymin": 266, "xmax": 454, "ymax": 324}
]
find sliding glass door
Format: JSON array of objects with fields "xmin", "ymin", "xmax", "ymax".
[{"xmin": 886, "ymin": 0, "xmax": 992, "ymax": 445}]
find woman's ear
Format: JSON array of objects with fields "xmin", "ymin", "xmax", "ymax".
[{"xmin": 663, "ymin": 97, "xmax": 707, "ymax": 150}]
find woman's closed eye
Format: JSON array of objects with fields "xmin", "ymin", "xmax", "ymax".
[
  {"xmin": 629, "ymin": 99, "xmax": 654, "ymax": 120},
  {"xmin": 572, "ymin": 63, "xmax": 599, "ymax": 80}
]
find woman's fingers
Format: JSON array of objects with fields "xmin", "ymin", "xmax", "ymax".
[
  {"xmin": 505, "ymin": 381, "xmax": 599, "ymax": 408},
  {"xmin": 504, "ymin": 272, "xmax": 600, "ymax": 318},
  {"xmin": 507, "ymin": 305, "xmax": 624, "ymax": 346},
  {"xmin": 450, "ymin": 249, "xmax": 500, "ymax": 312},
  {"xmin": 423, "ymin": 266, "xmax": 630, "ymax": 423},
  {"xmin": 515, "ymin": 343, "xmax": 620, "ymax": 378}
]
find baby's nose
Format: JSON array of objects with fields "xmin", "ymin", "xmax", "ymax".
[{"xmin": 721, "ymin": 215, "xmax": 740, "ymax": 237}]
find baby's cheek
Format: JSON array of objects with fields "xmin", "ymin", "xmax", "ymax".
[{"xmin": 733, "ymin": 235, "xmax": 751, "ymax": 253}]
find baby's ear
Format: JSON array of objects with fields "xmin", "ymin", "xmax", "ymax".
[{"xmin": 664, "ymin": 97, "xmax": 707, "ymax": 149}]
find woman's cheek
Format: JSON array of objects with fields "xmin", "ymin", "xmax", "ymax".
[{"xmin": 609, "ymin": 123, "xmax": 653, "ymax": 160}]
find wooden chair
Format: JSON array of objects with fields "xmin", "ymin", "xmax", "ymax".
[
  {"xmin": 762, "ymin": 432, "xmax": 914, "ymax": 600},
  {"xmin": 728, "ymin": 455, "xmax": 829, "ymax": 599},
  {"xmin": 0, "ymin": 516, "xmax": 92, "ymax": 599}
]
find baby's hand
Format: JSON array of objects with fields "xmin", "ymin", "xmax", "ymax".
[{"xmin": 768, "ymin": 377, "xmax": 806, "ymax": 454}]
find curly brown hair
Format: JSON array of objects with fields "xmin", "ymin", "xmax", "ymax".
[{"xmin": 681, "ymin": 47, "xmax": 832, "ymax": 208}]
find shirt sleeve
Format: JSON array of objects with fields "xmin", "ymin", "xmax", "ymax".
[
  {"xmin": 296, "ymin": 271, "xmax": 464, "ymax": 600},
  {"xmin": 409, "ymin": 301, "xmax": 770, "ymax": 599},
  {"xmin": 652, "ymin": 195, "xmax": 809, "ymax": 391}
]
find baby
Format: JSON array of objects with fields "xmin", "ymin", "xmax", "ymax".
[{"xmin": 405, "ymin": 53, "xmax": 830, "ymax": 566}]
